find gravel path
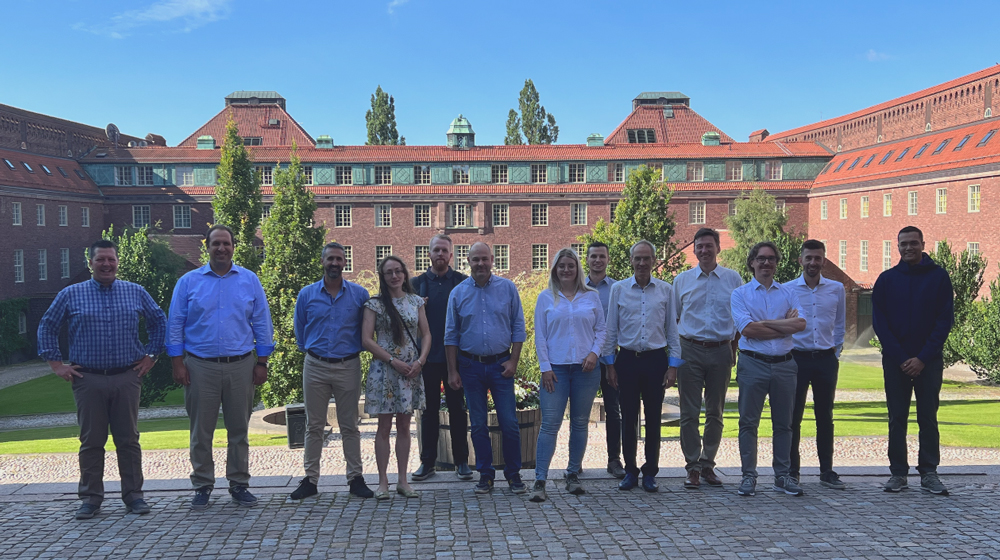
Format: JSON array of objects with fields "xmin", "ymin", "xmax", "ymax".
[{"xmin": 0, "ymin": 361, "xmax": 51, "ymax": 391}]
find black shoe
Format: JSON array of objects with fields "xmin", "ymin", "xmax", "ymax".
[
  {"xmin": 607, "ymin": 460, "xmax": 626, "ymax": 479},
  {"xmin": 508, "ymin": 474, "xmax": 528, "ymax": 495},
  {"xmin": 290, "ymin": 478, "xmax": 318, "ymax": 500},
  {"xmin": 642, "ymin": 475, "xmax": 658, "ymax": 493},
  {"xmin": 229, "ymin": 486, "xmax": 258, "ymax": 507},
  {"xmin": 190, "ymin": 487, "xmax": 212, "ymax": 510},
  {"xmin": 125, "ymin": 499, "xmax": 151, "ymax": 515},
  {"xmin": 349, "ymin": 477, "xmax": 374, "ymax": 498},
  {"xmin": 411, "ymin": 464, "xmax": 436, "ymax": 481},
  {"xmin": 75, "ymin": 503, "xmax": 100, "ymax": 520},
  {"xmin": 455, "ymin": 463, "xmax": 474, "ymax": 481},
  {"xmin": 618, "ymin": 473, "xmax": 638, "ymax": 491},
  {"xmin": 474, "ymin": 475, "xmax": 494, "ymax": 494}
]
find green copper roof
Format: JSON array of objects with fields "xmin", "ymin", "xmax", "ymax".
[
  {"xmin": 447, "ymin": 114, "xmax": 475, "ymax": 134},
  {"xmin": 635, "ymin": 92, "xmax": 689, "ymax": 100}
]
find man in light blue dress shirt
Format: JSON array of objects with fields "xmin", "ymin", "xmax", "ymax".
[
  {"xmin": 445, "ymin": 242, "xmax": 527, "ymax": 495},
  {"xmin": 730, "ymin": 241, "xmax": 805, "ymax": 498},
  {"xmin": 168, "ymin": 225, "xmax": 274, "ymax": 510}
]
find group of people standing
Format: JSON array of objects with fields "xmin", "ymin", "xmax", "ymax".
[{"xmin": 37, "ymin": 223, "xmax": 954, "ymax": 520}]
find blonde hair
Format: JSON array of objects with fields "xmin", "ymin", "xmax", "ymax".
[{"xmin": 548, "ymin": 247, "xmax": 595, "ymax": 304}]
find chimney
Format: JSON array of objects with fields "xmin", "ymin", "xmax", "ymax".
[
  {"xmin": 587, "ymin": 133, "xmax": 605, "ymax": 147},
  {"xmin": 196, "ymin": 135, "xmax": 216, "ymax": 150},
  {"xmin": 316, "ymin": 135, "xmax": 334, "ymax": 149}
]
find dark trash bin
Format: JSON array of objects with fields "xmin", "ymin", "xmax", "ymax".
[{"xmin": 286, "ymin": 403, "xmax": 307, "ymax": 449}]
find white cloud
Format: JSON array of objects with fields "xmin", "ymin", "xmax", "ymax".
[
  {"xmin": 866, "ymin": 49, "xmax": 892, "ymax": 62},
  {"xmin": 75, "ymin": 0, "xmax": 232, "ymax": 38},
  {"xmin": 387, "ymin": 0, "xmax": 410, "ymax": 15}
]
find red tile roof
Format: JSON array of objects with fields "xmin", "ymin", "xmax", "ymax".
[
  {"xmin": 812, "ymin": 118, "xmax": 1000, "ymax": 189},
  {"xmin": 0, "ymin": 148, "xmax": 101, "ymax": 195},
  {"xmin": 605, "ymin": 105, "xmax": 734, "ymax": 145},
  {"xmin": 177, "ymin": 105, "xmax": 315, "ymax": 148}
]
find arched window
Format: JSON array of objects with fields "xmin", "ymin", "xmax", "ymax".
[
  {"xmin": 987, "ymin": 108, "xmax": 993, "ymax": 118},
  {"xmin": 926, "ymin": 123, "xmax": 932, "ymax": 132}
]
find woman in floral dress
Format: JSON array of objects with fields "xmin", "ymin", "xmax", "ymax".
[{"xmin": 361, "ymin": 255, "xmax": 431, "ymax": 499}]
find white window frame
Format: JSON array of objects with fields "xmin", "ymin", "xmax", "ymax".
[
  {"xmin": 729, "ymin": 199, "xmax": 738, "ymax": 216},
  {"xmin": 18, "ymin": 311, "xmax": 26, "ymax": 334},
  {"xmin": 840, "ymin": 198, "xmax": 847, "ymax": 219},
  {"xmin": 820, "ymin": 200, "xmax": 828, "ymax": 220},
  {"xmin": 686, "ymin": 161, "xmax": 704, "ymax": 182},
  {"xmin": 493, "ymin": 244, "xmax": 510, "ymax": 271},
  {"xmin": 936, "ymin": 188, "xmax": 947, "ymax": 214},
  {"xmin": 454, "ymin": 244, "xmax": 470, "ymax": 272},
  {"xmin": 178, "ymin": 167, "xmax": 194, "ymax": 186},
  {"xmin": 775, "ymin": 199, "xmax": 786, "ymax": 214},
  {"xmin": 335, "ymin": 166, "xmax": 353, "ymax": 185},
  {"xmin": 491, "ymin": 164, "xmax": 508, "ymax": 184},
  {"xmin": 14, "ymin": 249, "xmax": 24, "ymax": 283},
  {"xmin": 883, "ymin": 240, "xmax": 893, "ymax": 271},
  {"xmin": 968, "ymin": 184, "xmax": 981, "ymax": 213},
  {"xmin": 613, "ymin": 163, "xmax": 624, "ymax": 182},
  {"xmin": 36, "ymin": 204, "xmax": 45, "ymax": 226},
  {"xmin": 375, "ymin": 245, "xmax": 393, "ymax": 267},
  {"xmin": 568, "ymin": 163, "xmax": 586, "ymax": 183},
  {"xmin": 256, "ymin": 166, "xmax": 273, "ymax": 186},
  {"xmin": 531, "ymin": 164, "xmax": 547, "ymax": 184},
  {"xmin": 968, "ymin": 242, "xmax": 981, "ymax": 256},
  {"xmin": 335, "ymin": 204, "xmax": 352, "ymax": 228},
  {"xmin": 531, "ymin": 203, "xmax": 548, "ymax": 226},
  {"xmin": 447, "ymin": 203, "xmax": 473, "ymax": 228},
  {"xmin": 12, "ymin": 202, "xmax": 21, "ymax": 226},
  {"xmin": 58, "ymin": 205, "xmax": 68, "ymax": 226},
  {"xmin": 860, "ymin": 240, "xmax": 869, "ymax": 272},
  {"xmin": 115, "ymin": 166, "xmax": 133, "ymax": 186},
  {"xmin": 571, "ymin": 202, "xmax": 588, "ymax": 226},
  {"xmin": 610, "ymin": 202, "xmax": 618, "ymax": 222},
  {"xmin": 413, "ymin": 165, "xmax": 431, "ymax": 185},
  {"xmin": 532, "ymin": 244, "xmax": 549, "ymax": 271},
  {"xmin": 452, "ymin": 165, "xmax": 470, "ymax": 184},
  {"xmin": 60, "ymin": 248, "xmax": 70, "ymax": 279},
  {"xmin": 860, "ymin": 196, "xmax": 869, "ymax": 218},
  {"xmin": 726, "ymin": 160, "xmax": 743, "ymax": 181},
  {"xmin": 81, "ymin": 207, "xmax": 90, "ymax": 227},
  {"xmin": 136, "ymin": 166, "xmax": 154, "ymax": 186},
  {"xmin": 415, "ymin": 246, "xmax": 430, "ymax": 270},
  {"xmin": 302, "ymin": 166, "xmax": 313, "ymax": 186},
  {"xmin": 883, "ymin": 193, "xmax": 892, "ymax": 216},
  {"xmin": 908, "ymin": 191, "xmax": 918, "ymax": 215},
  {"xmin": 38, "ymin": 249, "xmax": 47, "ymax": 281},
  {"xmin": 838, "ymin": 240, "xmax": 847, "ymax": 269},
  {"xmin": 765, "ymin": 160, "xmax": 782, "ymax": 180},
  {"xmin": 492, "ymin": 203, "xmax": 509, "ymax": 227},
  {"xmin": 132, "ymin": 205, "xmax": 151, "ymax": 228},
  {"xmin": 374, "ymin": 204, "xmax": 392, "ymax": 228},
  {"xmin": 374, "ymin": 165, "xmax": 392, "ymax": 185},
  {"xmin": 688, "ymin": 201, "xmax": 706, "ymax": 224},
  {"xmin": 414, "ymin": 204, "xmax": 431, "ymax": 228},
  {"xmin": 342, "ymin": 246, "xmax": 353, "ymax": 272},
  {"xmin": 173, "ymin": 205, "xmax": 192, "ymax": 229}
]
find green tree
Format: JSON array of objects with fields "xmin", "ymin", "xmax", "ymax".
[
  {"xmin": 930, "ymin": 241, "xmax": 986, "ymax": 368},
  {"xmin": 511, "ymin": 79, "xmax": 558, "ymax": 144},
  {"xmin": 0, "ymin": 298, "xmax": 29, "ymax": 364},
  {"xmin": 578, "ymin": 166, "xmax": 687, "ymax": 282},
  {"xmin": 100, "ymin": 225, "xmax": 185, "ymax": 406},
  {"xmin": 258, "ymin": 144, "xmax": 327, "ymax": 407},
  {"xmin": 365, "ymin": 85, "xmax": 405, "ymax": 146},
  {"xmin": 965, "ymin": 268, "xmax": 1000, "ymax": 383},
  {"xmin": 213, "ymin": 114, "xmax": 262, "ymax": 272},
  {"xmin": 720, "ymin": 189, "xmax": 805, "ymax": 282},
  {"xmin": 504, "ymin": 109, "xmax": 523, "ymax": 145}
]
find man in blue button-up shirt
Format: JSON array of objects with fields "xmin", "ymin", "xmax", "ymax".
[
  {"xmin": 167, "ymin": 225, "xmax": 274, "ymax": 509},
  {"xmin": 445, "ymin": 242, "xmax": 527, "ymax": 495},
  {"xmin": 37, "ymin": 239, "xmax": 166, "ymax": 520}
]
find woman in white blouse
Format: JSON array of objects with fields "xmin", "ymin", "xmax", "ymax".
[{"xmin": 530, "ymin": 247, "xmax": 607, "ymax": 502}]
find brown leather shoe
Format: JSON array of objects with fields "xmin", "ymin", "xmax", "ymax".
[
  {"xmin": 701, "ymin": 468, "xmax": 723, "ymax": 487},
  {"xmin": 684, "ymin": 470, "xmax": 700, "ymax": 489}
]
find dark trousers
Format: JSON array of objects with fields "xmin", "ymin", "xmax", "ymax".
[
  {"xmin": 72, "ymin": 370, "xmax": 144, "ymax": 506},
  {"xmin": 883, "ymin": 356, "xmax": 943, "ymax": 476},
  {"xmin": 790, "ymin": 352, "xmax": 839, "ymax": 478},
  {"xmin": 419, "ymin": 361, "xmax": 469, "ymax": 466},
  {"xmin": 599, "ymin": 363, "xmax": 622, "ymax": 463},
  {"xmin": 617, "ymin": 348, "xmax": 667, "ymax": 477}
]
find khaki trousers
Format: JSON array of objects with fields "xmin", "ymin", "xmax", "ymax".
[
  {"xmin": 303, "ymin": 354, "xmax": 363, "ymax": 484},
  {"xmin": 677, "ymin": 339, "xmax": 733, "ymax": 473},
  {"xmin": 184, "ymin": 353, "xmax": 255, "ymax": 489}
]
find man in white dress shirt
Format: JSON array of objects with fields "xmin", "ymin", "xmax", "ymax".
[
  {"xmin": 730, "ymin": 241, "xmax": 806, "ymax": 498},
  {"xmin": 603, "ymin": 240, "xmax": 683, "ymax": 493},
  {"xmin": 673, "ymin": 228, "xmax": 743, "ymax": 489},
  {"xmin": 789, "ymin": 240, "xmax": 846, "ymax": 490}
]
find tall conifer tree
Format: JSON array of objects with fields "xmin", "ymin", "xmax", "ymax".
[
  {"xmin": 213, "ymin": 114, "xmax": 262, "ymax": 272},
  {"xmin": 366, "ymin": 86, "xmax": 405, "ymax": 145}
]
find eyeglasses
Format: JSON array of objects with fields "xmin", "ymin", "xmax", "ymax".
[
  {"xmin": 383, "ymin": 269, "xmax": 406, "ymax": 277},
  {"xmin": 754, "ymin": 256, "xmax": 778, "ymax": 264}
]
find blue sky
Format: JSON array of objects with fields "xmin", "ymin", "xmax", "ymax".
[{"xmin": 2, "ymin": 0, "xmax": 997, "ymax": 147}]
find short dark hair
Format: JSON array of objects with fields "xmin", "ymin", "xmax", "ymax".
[
  {"xmin": 801, "ymin": 239, "xmax": 826, "ymax": 253},
  {"xmin": 323, "ymin": 242, "xmax": 346, "ymax": 254},
  {"xmin": 88, "ymin": 239, "xmax": 117, "ymax": 260},
  {"xmin": 205, "ymin": 224, "xmax": 235, "ymax": 245},
  {"xmin": 586, "ymin": 241, "xmax": 609, "ymax": 256},
  {"xmin": 898, "ymin": 225, "xmax": 923, "ymax": 241},
  {"xmin": 746, "ymin": 241, "xmax": 780, "ymax": 275},
  {"xmin": 693, "ymin": 228, "xmax": 720, "ymax": 247}
]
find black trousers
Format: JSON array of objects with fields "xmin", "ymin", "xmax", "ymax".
[
  {"xmin": 419, "ymin": 361, "xmax": 470, "ymax": 466},
  {"xmin": 790, "ymin": 352, "xmax": 839, "ymax": 478},
  {"xmin": 617, "ymin": 348, "xmax": 667, "ymax": 477},
  {"xmin": 599, "ymin": 363, "xmax": 623, "ymax": 463},
  {"xmin": 883, "ymin": 356, "xmax": 943, "ymax": 476}
]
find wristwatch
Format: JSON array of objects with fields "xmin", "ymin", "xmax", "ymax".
[
  {"xmin": 388, "ymin": 357, "xmax": 395, "ymax": 365},
  {"xmin": 256, "ymin": 361, "xmax": 268, "ymax": 368}
]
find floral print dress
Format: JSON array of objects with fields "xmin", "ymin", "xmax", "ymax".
[{"xmin": 364, "ymin": 294, "xmax": 427, "ymax": 415}]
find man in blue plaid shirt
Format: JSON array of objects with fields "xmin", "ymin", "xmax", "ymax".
[{"xmin": 37, "ymin": 239, "xmax": 167, "ymax": 520}]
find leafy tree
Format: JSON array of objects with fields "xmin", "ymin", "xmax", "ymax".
[
  {"xmin": 930, "ymin": 241, "xmax": 985, "ymax": 368},
  {"xmin": 0, "ymin": 298, "xmax": 29, "ymax": 364},
  {"xmin": 510, "ymin": 79, "xmax": 558, "ymax": 145},
  {"xmin": 365, "ymin": 85, "xmax": 405, "ymax": 146},
  {"xmin": 720, "ymin": 189, "xmax": 805, "ymax": 282},
  {"xmin": 578, "ymin": 166, "xmax": 687, "ymax": 282},
  {"xmin": 965, "ymin": 268, "xmax": 1000, "ymax": 383},
  {"xmin": 258, "ymin": 144, "xmax": 327, "ymax": 407},
  {"xmin": 504, "ymin": 109, "xmax": 523, "ymax": 145},
  {"xmin": 213, "ymin": 114, "xmax": 262, "ymax": 272}
]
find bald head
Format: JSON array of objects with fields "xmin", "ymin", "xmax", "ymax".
[{"xmin": 468, "ymin": 242, "xmax": 494, "ymax": 284}]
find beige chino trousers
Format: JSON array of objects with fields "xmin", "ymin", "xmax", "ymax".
[{"xmin": 303, "ymin": 354, "xmax": 363, "ymax": 484}]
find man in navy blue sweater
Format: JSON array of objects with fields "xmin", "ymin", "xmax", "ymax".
[{"xmin": 872, "ymin": 226, "xmax": 953, "ymax": 496}]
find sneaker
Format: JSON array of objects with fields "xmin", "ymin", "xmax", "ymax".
[
  {"xmin": 618, "ymin": 472, "xmax": 638, "ymax": 491},
  {"xmin": 607, "ymin": 460, "xmax": 626, "ymax": 479},
  {"xmin": 565, "ymin": 473, "xmax": 585, "ymax": 495},
  {"xmin": 290, "ymin": 478, "xmax": 318, "ymax": 500},
  {"xmin": 229, "ymin": 486, "xmax": 258, "ymax": 507},
  {"xmin": 190, "ymin": 487, "xmax": 212, "ymax": 510},
  {"xmin": 411, "ymin": 463, "xmax": 435, "ymax": 481},
  {"xmin": 820, "ymin": 471, "xmax": 846, "ymax": 490},
  {"xmin": 737, "ymin": 476, "xmax": 756, "ymax": 497},
  {"xmin": 920, "ymin": 472, "xmax": 949, "ymax": 496},
  {"xmin": 529, "ymin": 480, "xmax": 547, "ymax": 502},
  {"xmin": 508, "ymin": 474, "xmax": 527, "ymax": 495},
  {"xmin": 348, "ymin": 477, "xmax": 375, "ymax": 498},
  {"xmin": 641, "ymin": 475, "xmax": 658, "ymax": 493},
  {"xmin": 75, "ymin": 503, "xmax": 100, "ymax": 520},
  {"xmin": 474, "ymin": 475, "xmax": 494, "ymax": 494},
  {"xmin": 455, "ymin": 463, "xmax": 474, "ymax": 481},
  {"xmin": 125, "ymin": 499, "xmax": 151, "ymax": 515},
  {"xmin": 773, "ymin": 475, "xmax": 804, "ymax": 496},
  {"xmin": 883, "ymin": 475, "xmax": 908, "ymax": 493}
]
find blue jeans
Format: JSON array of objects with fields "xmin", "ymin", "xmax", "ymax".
[
  {"xmin": 534, "ymin": 364, "xmax": 601, "ymax": 481},
  {"xmin": 459, "ymin": 356, "xmax": 521, "ymax": 480}
]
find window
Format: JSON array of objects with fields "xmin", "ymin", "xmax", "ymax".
[
  {"xmin": 38, "ymin": 249, "xmax": 47, "ymax": 281},
  {"xmin": 532, "ymin": 244, "xmax": 549, "ymax": 270},
  {"xmin": 302, "ymin": 166, "xmax": 313, "ymax": 186},
  {"xmin": 953, "ymin": 134, "xmax": 973, "ymax": 151},
  {"xmin": 839, "ymin": 198, "xmax": 848, "ymax": 219},
  {"xmin": 571, "ymin": 203, "xmax": 587, "ymax": 226},
  {"xmin": 833, "ymin": 160, "xmax": 846, "ymax": 172},
  {"xmin": 571, "ymin": 243, "xmax": 586, "ymax": 256},
  {"xmin": 862, "ymin": 154, "xmax": 877, "ymax": 168},
  {"xmin": 115, "ymin": 166, "xmax": 132, "ymax": 186},
  {"xmin": 568, "ymin": 163, "xmax": 586, "ymax": 183},
  {"xmin": 453, "ymin": 244, "xmax": 470, "ymax": 272},
  {"xmin": 447, "ymin": 204, "xmax": 472, "ymax": 228},
  {"xmin": 58, "ymin": 205, "xmax": 68, "ymax": 226},
  {"xmin": 969, "ymin": 184, "xmax": 981, "ymax": 212},
  {"xmin": 913, "ymin": 143, "xmax": 930, "ymax": 158},
  {"xmin": 729, "ymin": 199, "xmax": 739, "ymax": 216},
  {"xmin": 335, "ymin": 166, "xmax": 353, "ymax": 185},
  {"xmin": 838, "ymin": 241, "xmax": 847, "ymax": 269},
  {"xmin": 819, "ymin": 200, "xmax": 827, "ymax": 220},
  {"xmin": 243, "ymin": 137, "xmax": 263, "ymax": 146},
  {"xmin": 968, "ymin": 242, "xmax": 981, "ymax": 256},
  {"xmin": 415, "ymin": 246, "xmax": 430, "ymax": 270},
  {"xmin": 36, "ymin": 204, "xmax": 45, "ymax": 226},
  {"xmin": 414, "ymin": 165, "xmax": 431, "ymax": 185},
  {"xmin": 18, "ymin": 312, "xmax": 26, "ymax": 334},
  {"xmin": 342, "ymin": 246, "xmax": 353, "ymax": 272},
  {"xmin": 726, "ymin": 161, "xmax": 743, "ymax": 181},
  {"xmin": 21, "ymin": 162, "xmax": 33, "ymax": 173},
  {"xmin": 173, "ymin": 205, "xmax": 191, "ymax": 229},
  {"xmin": 60, "ymin": 248, "xmax": 70, "ymax": 279},
  {"xmin": 883, "ymin": 241, "xmax": 893, "ymax": 271},
  {"xmin": 14, "ymin": 249, "xmax": 24, "ymax": 283},
  {"xmin": 647, "ymin": 162, "xmax": 663, "ymax": 179},
  {"xmin": 375, "ymin": 204, "xmax": 392, "ymax": 227},
  {"xmin": 136, "ymin": 166, "xmax": 154, "ymax": 186},
  {"xmin": 936, "ymin": 188, "xmax": 947, "ymax": 214},
  {"xmin": 931, "ymin": 139, "xmax": 951, "ymax": 155},
  {"xmin": 256, "ymin": 166, "xmax": 273, "ymax": 186},
  {"xmin": 879, "ymin": 151, "xmax": 894, "ymax": 165},
  {"xmin": 531, "ymin": 203, "xmax": 548, "ymax": 226},
  {"xmin": 976, "ymin": 130, "xmax": 996, "ymax": 147},
  {"xmin": 492, "ymin": 203, "xmax": 509, "ymax": 227},
  {"xmin": 861, "ymin": 196, "xmax": 869, "ymax": 218},
  {"xmin": 178, "ymin": 167, "xmax": 194, "ymax": 186},
  {"xmin": 895, "ymin": 147, "xmax": 911, "ymax": 161},
  {"xmin": 81, "ymin": 207, "xmax": 90, "ymax": 227},
  {"xmin": 775, "ymin": 199, "xmax": 786, "ymax": 214},
  {"xmin": 2, "ymin": 159, "xmax": 14, "ymax": 170},
  {"xmin": 12, "ymin": 202, "xmax": 21, "ymax": 225},
  {"xmin": 57, "ymin": 166, "xmax": 67, "ymax": 177},
  {"xmin": 335, "ymin": 205, "xmax": 352, "ymax": 228},
  {"xmin": 908, "ymin": 191, "xmax": 918, "ymax": 215},
  {"xmin": 491, "ymin": 164, "xmax": 508, "ymax": 184},
  {"xmin": 132, "ymin": 205, "xmax": 150, "ymax": 228},
  {"xmin": 610, "ymin": 202, "xmax": 618, "ymax": 223},
  {"xmin": 689, "ymin": 201, "xmax": 706, "ymax": 224},
  {"xmin": 612, "ymin": 163, "xmax": 624, "ymax": 182},
  {"xmin": 883, "ymin": 193, "xmax": 892, "ymax": 216},
  {"xmin": 375, "ymin": 245, "xmax": 392, "ymax": 267},
  {"xmin": 414, "ymin": 204, "xmax": 431, "ymax": 227},
  {"xmin": 765, "ymin": 160, "xmax": 782, "ymax": 180},
  {"xmin": 261, "ymin": 204, "xmax": 272, "ymax": 220},
  {"xmin": 374, "ymin": 166, "xmax": 392, "ymax": 185},
  {"xmin": 860, "ymin": 240, "xmax": 869, "ymax": 272},
  {"xmin": 452, "ymin": 165, "xmax": 470, "ymax": 184},
  {"xmin": 847, "ymin": 157, "xmax": 862, "ymax": 170},
  {"xmin": 531, "ymin": 164, "xmax": 547, "ymax": 184},
  {"xmin": 686, "ymin": 162, "xmax": 704, "ymax": 181},
  {"xmin": 493, "ymin": 245, "xmax": 510, "ymax": 271},
  {"xmin": 627, "ymin": 129, "xmax": 657, "ymax": 143}
]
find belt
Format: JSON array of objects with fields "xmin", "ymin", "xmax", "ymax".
[
  {"xmin": 308, "ymin": 350, "xmax": 360, "ymax": 364},
  {"xmin": 189, "ymin": 351, "xmax": 253, "ymax": 363},
  {"xmin": 617, "ymin": 347, "xmax": 666, "ymax": 358},
  {"xmin": 792, "ymin": 347, "xmax": 837, "ymax": 359},
  {"xmin": 459, "ymin": 349, "xmax": 511, "ymax": 364},
  {"xmin": 739, "ymin": 350, "xmax": 794, "ymax": 364},
  {"xmin": 681, "ymin": 336, "xmax": 730, "ymax": 348},
  {"xmin": 73, "ymin": 364, "xmax": 133, "ymax": 376}
]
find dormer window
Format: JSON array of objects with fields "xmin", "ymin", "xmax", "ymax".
[
  {"xmin": 3, "ymin": 159, "xmax": 14, "ymax": 170},
  {"xmin": 627, "ymin": 129, "xmax": 657, "ymax": 143},
  {"xmin": 244, "ymin": 137, "xmax": 263, "ymax": 146}
]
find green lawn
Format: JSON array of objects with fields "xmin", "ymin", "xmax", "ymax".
[
  {"xmin": 726, "ymin": 362, "xmax": 985, "ymax": 391},
  {"xmin": 0, "ymin": 374, "xmax": 185, "ymax": 417}
]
